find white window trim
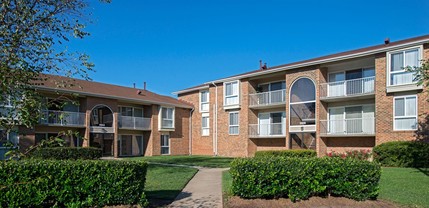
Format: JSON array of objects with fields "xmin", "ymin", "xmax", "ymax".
[
  {"xmin": 386, "ymin": 45, "xmax": 423, "ymax": 87},
  {"xmin": 201, "ymin": 113, "xmax": 210, "ymax": 136},
  {"xmin": 159, "ymin": 106, "xmax": 175, "ymax": 130},
  {"xmin": 223, "ymin": 80, "xmax": 240, "ymax": 107},
  {"xmin": 199, "ymin": 90, "xmax": 210, "ymax": 113},
  {"xmin": 160, "ymin": 133, "xmax": 170, "ymax": 155},
  {"xmin": 393, "ymin": 95, "xmax": 418, "ymax": 131},
  {"xmin": 229, "ymin": 111, "xmax": 240, "ymax": 135}
]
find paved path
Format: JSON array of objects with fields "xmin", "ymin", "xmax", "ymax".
[{"xmin": 168, "ymin": 167, "xmax": 229, "ymax": 208}]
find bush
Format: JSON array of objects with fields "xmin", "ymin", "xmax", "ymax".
[
  {"xmin": 0, "ymin": 160, "xmax": 148, "ymax": 207},
  {"xmin": 327, "ymin": 149, "xmax": 372, "ymax": 160},
  {"xmin": 28, "ymin": 147, "xmax": 102, "ymax": 160},
  {"xmin": 254, "ymin": 149, "xmax": 316, "ymax": 158},
  {"xmin": 230, "ymin": 157, "xmax": 380, "ymax": 201},
  {"xmin": 373, "ymin": 141, "xmax": 429, "ymax": 168}
]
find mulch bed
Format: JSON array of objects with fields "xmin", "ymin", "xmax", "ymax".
[{"xmin": 225, "ymin": 196, "xmax": 399, "ymax": 208}]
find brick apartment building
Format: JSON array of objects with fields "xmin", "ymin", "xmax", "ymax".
[
  {"xmin": 1, "ymin": 75, "xmax": 193, "ymax": 158},
  {"xmin": 176, "ymin": 34, "xmax": 429, "ymax": 157},
  {"xmin": 1, "ymin": 35, "xmax": 428, "ymax": 158}
]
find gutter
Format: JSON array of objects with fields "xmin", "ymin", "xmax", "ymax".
[
  {"xmin": 189, "ymin": 107, "xmax": 194, "ymax": 155},
  {"xmin": 211, "ymin": 82, "xmax": 218, "ymax": 156}
]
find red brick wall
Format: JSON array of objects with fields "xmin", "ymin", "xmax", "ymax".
[{"xmin": 375, "ymin": 44, "xmax": 429, "ymax": 145}]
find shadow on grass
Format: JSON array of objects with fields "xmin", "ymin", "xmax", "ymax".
[
  {"xmin": 144, "ymin": 155, "xmax": 234, "ymax": 168},
  {"xmin": 416, "ymin": 168, "xmax": 429, "ymax": 176},
  {"xmin": 146, "ymin": 190, "xmax": 191, "ymax": 207}
]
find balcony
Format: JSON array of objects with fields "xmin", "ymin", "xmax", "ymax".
[
  {"xmin": 118, "ymin": 116, "xmax": 151, "ymax": 130},
  {"xmin": 320, "ymin": 77, "xmax": 375, "ymax": 102},
  {"xmin": 249, "ymin": 123, "xmax": 286, "ymax": 138},
  {"xmin": 320, "ymin": 117, "xmax": 375, "ymax": 137},
  {"xmin": 249, "ymin": 89, "xmax": 286, "ymax": 109},
  {"xmin": 0, "ymin": 106, "xmax": 18, "ymax": 120},
  {"xmin": 40, "ymin": 110, "xmax": 85, "ymax": 127}
]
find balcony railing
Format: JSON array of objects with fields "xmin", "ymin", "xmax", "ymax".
[
  {"xmin": 249, "ymin": 89, "xmax": 286, "ymax": 107},
  {"xmin": 40, "ymin": 110, "xmax": 85, "ymax": 126},
  {"xmin": 320, "ymin": 76, "xmax": 375, "ymax": 99},
  {"xmin": 118, "ymin": 116, "xmax": 151, "ymax": 130},
  {"xmin": 320, "ymin": 117, "xmax": 375, "ymax": 136},
  {"xmin": 249, "ymin": 123, "xmax": 286, "ymax": 138}
]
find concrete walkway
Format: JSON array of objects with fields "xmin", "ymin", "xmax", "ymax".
[{"xmin": 168, "ymin": 167, "xmax": 229, "ymax": 208}]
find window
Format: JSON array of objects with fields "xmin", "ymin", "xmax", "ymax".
[
  {"xmin": 161, "ymin": 134, "xmax": 170, "ymax": 155},
  {"xmin": 290, "ymin": 78, "xmax": 316, "ymax": 126},
  {"xmin": 200, "ymin": 90, "xmax": 210, "ymax": 112},
  {"xmin": 229, "ymin": 111, "xmax": 239, "ymax": 135},
  {"xmin": 160, "ymin": 107, "xmax": 174, "ymax": 129},
  {"xmin": 202, "ymin": 113, "xmax": 210, "ymax": 136},
  {"xmin": 0, "ymin": 129, "xmax": 18, "ymax": 147},
  {"xmin": 119, "ymin": 135, "xmax": 144, "ymax": 156},
  {"xmin": 224, "ymin": 81, "xmax": 239, "ymax": 106},
  {"xmin": 394, "ymin": 95, "xmax": 417, "ymax": 130},
  {"xmin": 119, "ymin": 106, "xmax": 143, "ymax": 117},
  {"xmin": 258, "ymin": 112, "xmax": 285, "ymax": 136},
  {"xmin": 388, "ymin": 47, "xmax": 421, "ymax": 86}
]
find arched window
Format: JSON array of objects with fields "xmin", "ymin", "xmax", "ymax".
[{"xmin": 289, "ymin": 78, "xmax": 316, "ymax": 126}]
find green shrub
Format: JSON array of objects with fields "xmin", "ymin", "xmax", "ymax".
[
  {"xmin": 230, "ymin": 157, "xmax": 380, "ymax": 201},
  {"xmin": 0, "ymin": 160, "xmax": 148, "ymax": 207},
  {"xmin": 373, "ymin": 141, "xmax": 429, "ymax": 168},
  {"xmin": 28, "ymin": 147, "xmax": 102, "ymax": 160},
  {"xmin": 327, "ymin": 149, "xmax": 372, "ymax": 160},
  {"xmin": 254, "ymin": 149, "xmax": 316, "ymax": 158}
]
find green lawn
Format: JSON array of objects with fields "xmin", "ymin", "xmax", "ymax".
[
  {"xmin": 379, "ymin": 167, "xmax": 429, "ymax": 208},
  {"xmin": 145, "ymin": 164, "xmax": 198, "ymax": 206},
  {"xmin": 128, "ymin": 155, "xmax": 235, "ymax": 168}
]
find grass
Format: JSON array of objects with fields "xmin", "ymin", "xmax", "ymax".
[
  {"xmin": 222, "ymin": 170, "xmax": 232, "ymax": 196},
  {"xmin": 145, "ymin": 164, "xmax": 198, "ymax": 205},
  {"xmin": 127, "ymin": 155, "xmax": 235, "ymax": 168},
  {"xmin": 379, "ymin": 167, "xmax": 429, "ymax": 208}
]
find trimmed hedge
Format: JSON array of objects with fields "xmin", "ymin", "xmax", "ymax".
[
  {"xmin": 0, "ymin": 160, "xmax": 148, "ymax": 207},
  {"xmin": 230, "ymin": 157, "xmax": 380, "ymax": 201},
  {"xmin": 29, "ymin": 147, "xmax": 102, "ymax": 160},
  {"xmin": 254, "ymin": 149, "xmax": 316, "ymax": 158},
  {"xmin": 373, "ymin": 141, "xmax": 429, "ymax": 168}
]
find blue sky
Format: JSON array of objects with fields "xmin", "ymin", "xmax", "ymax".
[{"xmin": 69, "ymin": 0, "xmax": 429, "ymax": 96}]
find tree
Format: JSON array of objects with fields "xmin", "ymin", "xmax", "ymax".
[
  {"xmin": 410, "ymin": 59, "xmax": 429, "ymax": 142},
  {"xmin": 412, "ymin": 59, "xmax": 429, "ymax": 92},
  {"xmin": 0, "ymin": 0, "xmax": 109, "ymax": 146}
]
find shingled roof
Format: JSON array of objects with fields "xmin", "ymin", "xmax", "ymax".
[
  {"xmin": 36, "ymin": 74, "xmax": 193, "ymax": 109},
  {"xmin": 175, "ymin": 34, "xmax": 429, "ymax": 95}
]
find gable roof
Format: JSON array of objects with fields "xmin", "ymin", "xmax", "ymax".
[
  {"xmin": 36, "ymin": 74, "xmax": 193, "ymax": 109},
  {"xmin": 174, "ymin": 34, "xmax": 429, "ymax": 95}
]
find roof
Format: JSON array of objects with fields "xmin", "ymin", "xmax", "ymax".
[
  {"xmin": 175, "ymin": 34, "xmax": 429, "ymax": 95},
  {"xmin": 36, "ymin": 74, "xmax": 194, "ymax": 109}
]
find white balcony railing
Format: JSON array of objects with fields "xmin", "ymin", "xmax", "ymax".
[
  {"xmin": 118, "ymin": 116, "xmax": 151, "ymax": 130},
  {"xmin": 40, "ymin": 110, "xmax": 85, "ymax": 126},
  {"xmin": 320, "ymin": 117, "xmax": 375, "ymax": 136},
  {"xmin": 249, "ymin": 123, "xmax": 286, "ymax": 138},
  {"xmin": 320, "ymin": 76, "xmax": 375, "ymax": 98},
  {"xmin": 249, "ymin": 89, "xmax": 286, "ymax": 107}
]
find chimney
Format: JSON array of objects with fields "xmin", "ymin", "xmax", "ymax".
[
  {"xmin": 384, "ymin": 38, "xmax": 390, "ymax": 45},
  {"xmin": 259, "ymin": 60, "xmax": 263, "ymax": 70},
  {"xmin": 133, "ymin": 83, "xmax": 136, "ymax": 88},
  {"xmin": 144, "ymin": 82, "xmax": 147, "ymax": 90},
  {"xmin": 263, "ymin": 63, "xmax": 267, "ymax": 69}
]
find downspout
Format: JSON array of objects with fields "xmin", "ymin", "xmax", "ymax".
[
  {"xmin": 189, "ymin": 107, "xmax": 194, "ymax": 155},
  {"xmin": 211, "ymin": 82, "xmax": 218, "ymax": 156}
]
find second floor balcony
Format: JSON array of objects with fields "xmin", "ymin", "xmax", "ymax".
[
  {"xmin": 249, "ymin": 89, "xmax": 286, "ymax": 109},
  {"xmin": 40, "ymin": 110, "xmax": 86, "ymax": 127},
  {"xmin": 118, "ymin": 115, "xmax": 151, "ymax": 130},
  {"xmin": 320, "ymin": 117, "xmax": 375, "ymax": 137},
  {"xmin": 249, "ymin": 123, "xmax": 286, "ymax": 138},
  {"xmin": 320, "ymin": 77, "xmax": 375, "ymax": 101}
]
